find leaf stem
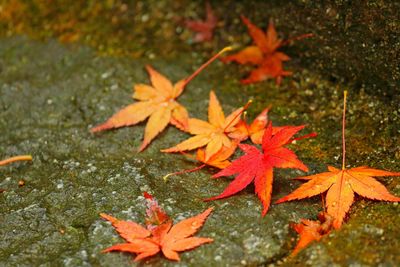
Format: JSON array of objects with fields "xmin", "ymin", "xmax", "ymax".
[
  {"xmin": 321, "ymin": 194, "xmax": 326, "ymax": 212},
  {"xmin": 178, "ymin": 150, "xmax": 197, "ymax": 160},
  {"xmin": 288, "ymin": 132, "xmax": 318, "ymax": 144},
  {"xmin": 281, "ymin": 33, "xmax": 314, "ymax": 46},
  {"xmin": 163, "ymin": 164, "xmax": 206, "ymax": 182},
  {"xmin": 182, "ymin": 46, "xmax": 233, "ymax": 88},
  {"xmin": 223, "ymin": 99, "xmax": 252, "ymax": 132},
  {"xmin": 0, "ymin": 155, "xmax": 32, "ymax": 166},
  {"xmin": 342, "ymin": 90, "xmax": 348, "ymax": 170}
]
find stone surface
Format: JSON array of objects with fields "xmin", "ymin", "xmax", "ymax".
[{"xmin": 0, "ymin": 1, "xmax": 399, "ymax": 266}]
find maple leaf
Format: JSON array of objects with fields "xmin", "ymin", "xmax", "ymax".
[
  {"xmin": 290, "ymin": 212, "xmax": 333, "ymax": 257},
  {"xmin": 205, "ymin": 122, "xmax": 310, "ymax": 216},
  {"xmin": 101, "ymin": 198, "xmax": 213, "ymax": 262},
  {"xmin": 221, "ymin": 15, "xmax": 312, "ymax": 85},
  {"xmin": 195, "ymin": 141, "xmax": 238, "ymax": 169},
  {"xmin": 163, "ymin": 141, "xmax": 238, "ymax": 181},
  {"xmin": 228, "ymin": 107, "xmax": 286, "ymax": 144},
  {"xmin": 91, "ymin": 47, "xmax": 231, "ymax": 151},
  {"xmin": 185, "ymin": 1, "xmax": 217, "ymax": 43},
  {"xmin": 99, "ymin": 192, "xmax": 168, "ymax": 243},
  {"xmin": 100, "ymin": 213, "xmax": 152, "ymax": 243},
  {"xmin": 162, "ymin": 91, "xmax": 250, "ymax": 161},
  {"xmin": 276, "ymin": 91, "xmax": 400, "ymax": 229},
  {"xmin": 240, "ymin": 53, "xmax": 293, "ymax": 85},
  {"xmin": 0, "ymin": 155, "xmax": 32, "ymax": 166}
]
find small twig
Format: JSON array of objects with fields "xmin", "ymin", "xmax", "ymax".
[
  {"xmin": 281, "ymin": 33, "xmax": 314, "ymax": 46},
  {"xmin": 163, "ymin": 164, "xmax": 206, "ymax": 182},
  {"xmin": 342, "ymin": 90, "xmax": 348, "ymax": 170},
  {"xmin": 0, "ymin": 155, "xmax": 32, "ymax": 166},
  {"xmin": 223, "ymin": 99, "xmax": 252, "ymax": 132}
]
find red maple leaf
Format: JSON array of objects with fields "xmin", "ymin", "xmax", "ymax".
[
  {"xmin": 276, "ymin": 91, "xmax": 400, "ymax": 228},
  {"xmin": 101, "ymin": 193, "xmax": 213, "ymax": 261},
  {"xmin": 205, "ymin": 123, "xmax": 311, "ymax": 216},
  {"xmin": 184, "ymin": 1, "xmax": 217, "ymax": 43},
  {"xmin": 221, "ymin": 15, "xmax": 312, "ymax": 85}
]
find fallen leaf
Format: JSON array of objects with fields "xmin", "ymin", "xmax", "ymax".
[
  {"xmin": 228, "ymin": 107, "xmax": 285, "ymax": 144},
  {"xmin": 240, "ymin": 52, "xmax": 292, "ymax": 85},
  {"xmin": 163, "ymin": 141, "xmax": 239, "ymax": 181},
  {"xmin": 277, "ymin": 165, "xmax": 400, "ymax": 229},
  {"xmin": 100, "ymin": 192, "xmax": 167, "ymax": 243},
  {"xmin": 205, "ymin": 122, "xmax": 311, "ymax": 216},
  {"xmin": 196, "ymin": 140, "xmax": 238, "ymax": 169},
  {"xmin": 155, "ymin": 207, "xmax": 213, "ymax": 261},
  {"xmin": 290, "ymin": 212, "xmax": 333, "ymax": 256},
  {"xmin": 276, "ymin": 91, "xmax": 400, "ymax": 228},
  {"xmin": 162, "ymin": 91, "xmax": 249, "ymax": 161},
  {"xmin": 101, "ymin": 197, "xmax": 213, "ymax": 261},
  {"xmin": 0, "ymin": 155, "xmax": 32, "ymax": 166},
  {"xmin": 185, "ymin": 1, "xmax": 217, "ymax": 43},
  {"xmin": 91, "ymin": 47, "xmax": 231, "ymax": 151},
  {"xmin": 100, "ymin": 212, "xmax": 151, "ymax": 243},
  {"xmin": 292, "ymin": 219, "xmax": 322, "ymax": 256},
  {"xmin": 221, "ymin": 15, "xmax": 312, "ymax": 85}
]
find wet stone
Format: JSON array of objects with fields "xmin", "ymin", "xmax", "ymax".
[{"xmin": 1, "ymin": 2, "xmax": 400, "ymax": 264}]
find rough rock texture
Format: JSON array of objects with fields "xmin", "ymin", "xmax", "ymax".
[{"xmin": 0, "ymin": 1, "xmax": 399, "ymax": 266}]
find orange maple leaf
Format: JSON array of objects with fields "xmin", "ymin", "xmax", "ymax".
[
  {"xmin": 101, "ymin": 201, "xmax": 213, "ymax": 261},
  {"xmin": 91, "ymin": 48, "xmax": 231, "ymax": 151},
  {"xmin": 100, "ymin": 213, "xmax": 152, "ymax": 242},
  {"xmin": 162, "ymin": 141, "xmax": 238, "ymax": 181},
  {"xmin": 0, "ymin": 155, "xmax": 32, "ymax": 166},
  {"xmin": 290, "ymin": 212, "xmax": 333, "ymax": 257},
  {"xmin": 221, "ymin": 15, "xmax": 312, "ymax": 85},
  {"xmin": 195, "ymin": 141, "xmax": 238, "ymax": 169},
  {"xmin": 276, "ymin": 91, "xmax": 400, "ymax": 229},
  {"xmin": 228, "ymin": 107, "xmax": 287, "ymax": 144},
  {"xmin": 162, "ymin": 90, "xmax": 249, "ymax": 161}
]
